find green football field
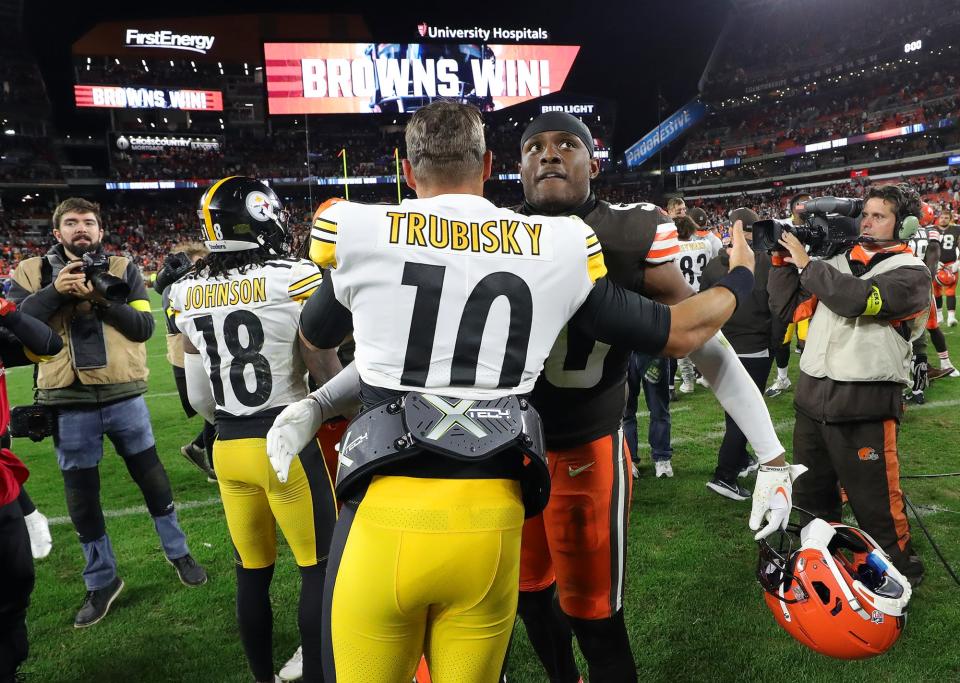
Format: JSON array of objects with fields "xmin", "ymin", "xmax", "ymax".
[{"xmin": 8, "ymin": 290, "xmax": 960, "ymax": 682}]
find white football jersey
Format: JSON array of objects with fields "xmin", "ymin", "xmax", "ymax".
[
  {"xmin": 309, "ymin": 194, "xmax": 606, "ymax": 399},
  {"xmin": 677, "ymin": 236, "xmax": 717, "ymax": 290},
  {"xmin": 169, "ymin": 258, "xmax": 323, "ymax": 416}
]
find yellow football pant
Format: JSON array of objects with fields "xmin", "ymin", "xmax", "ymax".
[
  {"xmin": 214, "ymin": 437, "xmax": 336, "ymax": 568},
  {"xmin": 783, "ymin": 319, "xmax": 809, "ymax": 344},
  {"xmin": 327, "ymin": 476, "xmax": 525, "ymax": 682}
]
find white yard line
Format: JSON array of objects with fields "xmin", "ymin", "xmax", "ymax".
[
  {"xmin": 47, "ymin": 496, "xmax": 222, "ymax": 527},
  {"xmin": 635, "ymin": 418, "xmax": 793, "ymax": 450}
]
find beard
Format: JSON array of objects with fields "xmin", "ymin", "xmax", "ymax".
[{"xmin": 65, "ymin": 237, "xmax": 101, "ymax": 256}]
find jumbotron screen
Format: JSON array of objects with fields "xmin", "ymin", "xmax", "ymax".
[
  {"xmin": 264, "ymin": 42, "xmax": 580, "ymax": 114},
  {"xmin": 74, "ymin": 85, "xmax": 224, "ymax": 111}
]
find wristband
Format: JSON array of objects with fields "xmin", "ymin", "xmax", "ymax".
[{"xmin": 715, "ymin": 266, "xmax": 755, "ymax": 309}]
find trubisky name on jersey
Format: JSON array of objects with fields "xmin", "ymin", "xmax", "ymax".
[
  {"xmin": 385, "ymin": 211, "xmax": 546, "ymax": 257},
  {"xmin": 182, "ymin": 277, "xmax": 268, "ymax": 310}
]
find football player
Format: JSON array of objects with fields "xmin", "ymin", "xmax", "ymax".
[
  {"xmin": 906, "ymin": 203, "xmax": 957, "ymax": 405},
  {"xmin": 675, "ymin": 215, "xmax": 720, "ymax": 393},
  {"xmin": 934, "ymin": 207, "xmax": 959, "ymax": 327},
  {"xmin": 265, "ymin": 101, "xmax": 765, "ymax": 683},
  {"xmin": 169, "ymin": 177, "xmax": 338, "ymax": 683},
  {"xmin": 511, "ymin": 112, "xmax": 799, "ymax": 683}
]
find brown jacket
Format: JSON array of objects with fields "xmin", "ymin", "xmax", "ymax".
[
  {"xmin": 9, "ymin": 246, "xmax": 153, "ymax": 397},
  {"xmin": 767, "ymin": 249, "xmax": 930, "ymax": 422}
]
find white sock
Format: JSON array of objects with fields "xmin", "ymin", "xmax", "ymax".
[
  {"xmin": 939, "ymin": 351, "xmax": 953, "ymax": 369},
  {"xmin": 777, "ymin": 366, "xmax": 789, "ymax": 381}
]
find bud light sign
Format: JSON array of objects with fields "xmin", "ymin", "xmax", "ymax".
[{"xmin": 625, "ymin": 99, "xmax": 706, "ymax": 169}]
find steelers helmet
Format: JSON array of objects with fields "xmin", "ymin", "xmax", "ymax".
[{"xmin": 197, "ymin": 176, "xmax": 290, "ymax": 255}]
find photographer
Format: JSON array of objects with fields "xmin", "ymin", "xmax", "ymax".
[
  {"xmin": 0, "ymin": 296, "xmax": 61, "ymax": 680},
  {"xmin": 7, "ymin": 198, "xmax": 207, "ymax": 628},
  {"xmin": 767, "ymin": 184, "xmax": 930, "ymax": 586}
]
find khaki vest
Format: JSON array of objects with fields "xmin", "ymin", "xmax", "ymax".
[
  {"xmin": 166, "ymin": 333, "xmax": 185, "ymax": 368},
  {"xmin": 800, "ymin": 253, "xmax": 928, "ymax": 385},
  {"xmin": 13, "ymin": 256, "xmax": 149, "ymax": 389}
]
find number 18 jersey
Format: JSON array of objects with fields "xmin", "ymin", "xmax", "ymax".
[
  {"xmin": 169, "ymin": 258, "xmax": 323, "ymax": 417},
  {"xmin": 309, "ymin": 194, "xmax": 607, "ymax": 400}
]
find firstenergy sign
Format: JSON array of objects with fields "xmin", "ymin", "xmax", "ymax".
[{"xmin": 124, "ymin": 29, "xmax": 215, "ymax": 55}]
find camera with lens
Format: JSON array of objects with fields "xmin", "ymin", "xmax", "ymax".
[
  {"xmin": 81, "ymin": 252, "xmax": 130, "ymax": 303},
  {"xmin": 9, "ymin": 405, "xmax": 57, "ymax": 442},
  {"xmin": 751, "ymin": 196, "xmax": 863, "ymax": 258}
]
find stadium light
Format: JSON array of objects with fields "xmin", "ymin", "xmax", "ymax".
[
  {"xmin": 3, "ymin": 129, "xmax": 15, "ymax": 135},
  {"xmin": 115, "ymin": 58, "xmax": 119, "ymax": 65}
]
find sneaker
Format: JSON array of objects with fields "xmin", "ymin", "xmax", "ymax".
[
  {"xmin": 948, "ymin": 315, "xmax": 958, "ymax": 327},
  {"xmin": 764, "ymin": 376, "xmax": 792, "ymax": 398},
  {"xmin": 167, "ymin": 554, "xmax": 208, "ymax": 587},
  {"xmin": 654, "ymin": 460, "xmax": 674, "ymax": 478},
  {"xmin": 905, "ymin": 390, "xmax": 925, "ymax": 405},
  {"xmin": 738, "ymin": 457, "xmax": 760, "ymax": 479},
  {"xmin": 696, "ymin": 375, "xmax": 711, "ymax": 389},
  {"xmin": 75, "ymin": 577, "xmax": 124, "ymax": 628},
  {"xmin": 669, "ymin": 388, "xmax": 679, "ymax": 402},
  {"xmin": 679, "ymin": 379, "xmax": 695, "ymax": 394},
  {"xmin": 631, "ymin": 462, "xmax": 640, "ymax": 480},
  {"xmin": 24, "ymin": 509, "xmax": 53, "ymax": 559},
  {"xmin": 706, "ymin": 477, "xmax": 751, "ymax": 501},
  {"xmin": 278, "ymin": 646, "xmax": 303, "ymax": 681},
  {"xmin": 928, "ymin": 366, "xmax": 954, "ymax": 381},
  {"xmin": 180, "ymin": 444, "xmax": 217, "ymax": 482},
  {"xmin": 936, "ymin": 310, "xmax": 944, "ymax": 324}
]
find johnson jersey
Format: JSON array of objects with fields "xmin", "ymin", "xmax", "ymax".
[
  {"xmin": 908, "ymin": 225, "xmax": 941, "ymax": 262},
  {"xmin": 169, "ymin": 258, "xmax": 323, "ymax": 417},
  {"xmin": 677, "ymin": 236, "xmax": 718, "ymax": 290},
  {"xmin": 939, "ymin": 224, "xmax": 960, "ymax": 264},
  {"xmin": 524, "ymin": 199, "xmax": 678, "ymax": 448},
  {"xmin": 309, "ymin": 194, "xmax": 607, "ymax": 399}
]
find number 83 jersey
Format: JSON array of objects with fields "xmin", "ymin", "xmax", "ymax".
[{"xmin": 169, "ymin": 258, "xmax": 323, "ymax": 416}]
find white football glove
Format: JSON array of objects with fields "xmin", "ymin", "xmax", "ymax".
[
  {"xmin": 266, "ymin": 398, "xmax": 324, "ymax": 483},
  {"xmin": 749, "ymin": 463, "xmax": 808, "ymax": 540}
]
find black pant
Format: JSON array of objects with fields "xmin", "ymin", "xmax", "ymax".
[
  {"xmin": 714, "ymin": 354, "xmax": 773, "ymax": 483},
  {"xmin": 792, "ymin": 412, "xmax": 921, "ymax": 579},
  {"xmin": 0, "ymin": 498, "xmax": 34, "ymax": 681}
]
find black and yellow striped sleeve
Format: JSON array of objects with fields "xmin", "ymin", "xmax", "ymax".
[
  {"xmin": 309, "ymin": 198, "xmax": 344, "ymax": 269},
  {"xmin": 583, "ymin": 222, "xmax": 607, "ymax": 284},
  {"xmin": 288, "ymin": 264, "xmax": 324, "ymax": 302}
]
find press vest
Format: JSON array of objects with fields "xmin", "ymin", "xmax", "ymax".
[
  {"xmin": 13, "ymin": 255, "xmax": 148, "ymax": 389},
  {"xmin": 800, "ymin": 253, "xmax": 928, "ymax": 385}
]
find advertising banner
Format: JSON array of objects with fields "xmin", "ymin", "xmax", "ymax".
[{"xmin": 625, "ymin": 99, "xmax": 707, "ymax": 169}]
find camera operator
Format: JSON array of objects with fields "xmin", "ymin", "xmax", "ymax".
[
  {"xmin": 767, "ymin": 184, "xmax": 929, "ymax": 586},
  {"xmin": 0, "ymin": 296, "xmax": 61, "ymax": 680},
  {"xmin": 7, "ymin": 198, "xmax": 207, "ymax": 628}
]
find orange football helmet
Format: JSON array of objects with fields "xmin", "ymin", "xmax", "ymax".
[
  {"xmin": 757, "ymin": 517, "xmax": 912, "ymax": 659},
  {"xmin": 936, "ymin": 267, "xmax": 957, "ymax": 288}
]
